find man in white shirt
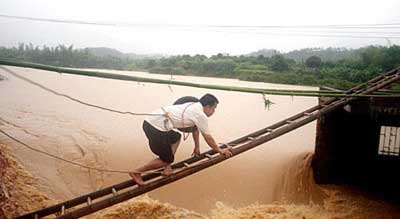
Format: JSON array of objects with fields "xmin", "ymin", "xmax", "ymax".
[{"xmin": 130, "ymin": 94, "xmax": 232, "ymax": 185}]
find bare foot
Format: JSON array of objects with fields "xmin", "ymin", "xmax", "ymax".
[
  {"xmin": 161, "ymin": 166, "xmax": 173, "ymax": 176},
  {"xmin": 129, "ymin": 172, "xmax": 144, "ymax": 186}
]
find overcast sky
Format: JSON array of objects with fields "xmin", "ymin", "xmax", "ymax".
[{"xmin": 0, "ymin": 0, "xmax": 399, "ymax": 55}]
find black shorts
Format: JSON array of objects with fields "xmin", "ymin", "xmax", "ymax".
[{"xmin": 142, "ymin": 121, "xmax": 181, "ymax": 163}]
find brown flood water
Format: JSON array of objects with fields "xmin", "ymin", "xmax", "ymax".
[{"xmin": 1, "ymin": 65, "xmax": 399, "ymax": 218}]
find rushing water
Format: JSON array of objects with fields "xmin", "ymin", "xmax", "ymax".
[{"xmin": 1, "ymin": 65, "xmax": 399, "ymax": 218}]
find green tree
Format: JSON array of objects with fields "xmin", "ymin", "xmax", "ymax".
[
  {"xmin": 270, "ymin": 55, "xmax": 289, "ymax": 72},
  {"xmin": 305, "ymin": 56, "xmax": 322, "ymax": 68}
]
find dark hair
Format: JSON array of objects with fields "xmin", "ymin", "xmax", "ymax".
[
  {"xmin": 173, "ymin": 96, "xmax": 199, "ymax": 105},
  {"xmin": 199, "ymin": 93, "xmax": 219, "ymax": 107}
]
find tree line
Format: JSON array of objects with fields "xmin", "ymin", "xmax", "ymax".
[{"xmin": 1, "ymin": 43, "xmax": 399, "ymax": 89}]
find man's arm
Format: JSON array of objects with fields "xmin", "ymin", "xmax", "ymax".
[
  {"xmin": 202, "ymin": 133, "xmax": 232, "ymax": 158},
  {"xmin": 192, "ymin": 128, "xmax": 200, "ymax": 156}
]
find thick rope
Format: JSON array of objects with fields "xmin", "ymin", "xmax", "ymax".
[
  {"xmin": 181, "ymin": 102, "xmax": 195, "ymax": 141},
  {"xmin": 0, "ymin": 128, "xmax": 132, "ymax": 174},
  {"xmin": 2, "ymin": 58, "xmax": 400, "ymax": 98},
  {"xmin": 0, "ymin": 66, "xmax": 164, "ymax": 116}
]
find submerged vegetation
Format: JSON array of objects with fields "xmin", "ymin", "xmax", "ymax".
[{"xmin": 1, "ymin": 43, "xmax": 399, "ymax": 89}]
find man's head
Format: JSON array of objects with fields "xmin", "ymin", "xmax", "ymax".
[{"xmin": 200, "ymin": 93, "xmax": 219, "ymax": 117}]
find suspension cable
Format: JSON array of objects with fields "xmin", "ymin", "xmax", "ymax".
[
  {"xmin": 0, "ymin": 128, "xmax": 132, "ymax": 174},
  {"xmin": 0, "ymin": 66, "xmax": 164, "ymax": 116}
]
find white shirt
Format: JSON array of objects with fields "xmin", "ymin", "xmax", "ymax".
[{"xmin": 145, "ymin": 102, "xmax": 210, "ymax": 135}]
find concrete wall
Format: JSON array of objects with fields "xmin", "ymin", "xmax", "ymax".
[{"xmin": 312, "ymin": 97, "xmax": 400, "ymax": 200}]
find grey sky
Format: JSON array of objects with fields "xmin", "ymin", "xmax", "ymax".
[{"xmin": 0, "ymin": 0, "xmax": 399, "ymax": 55}]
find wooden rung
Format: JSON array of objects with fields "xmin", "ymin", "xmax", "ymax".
[
  {"xmin": 183, "ymin": 162, "xmax": 190, "ymax": 168},
  {"xmin": 61, "ymin": 205, "xmax": 65, "ymax": 215},
  {"xmin": 87, "ymin": 197, "xmax": 92, "ymax": 206},
  {"xmin": 266, "ymin": 129, "xmax": 274, "ymax": 132},
  {"xmin": 205, "ymin": 154, "xmax": 212, "ymax": 159},
  {"xmin": 247, "ymin": 136, "xmax": 255, "ymax": 140},
  {"xmin": 287, "ymin": 120, "xmax": 295, "ymax": 124},
  {"xmin": 112, "ymin": 188, "xmax": 118, "ymax": 197}
]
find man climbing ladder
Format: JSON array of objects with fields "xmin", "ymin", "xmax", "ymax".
[{"xmin": 130, "ymin": 93, "xmax": 233, "ymax": 185}]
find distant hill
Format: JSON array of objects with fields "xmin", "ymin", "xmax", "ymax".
[
  {"xmin": 86, "ymin": 47, "xmax": 125, "ymax": 58},
  {"xmin": 85, "ymin": 47, "xmax": 165, "ymax": 59},
  {"xmin": 86, "ymin": 46, "xmax": 359, "ymax": 62},
  {"xmin": 247, "ymin": 49, "xmax": 279, "ymax": 57},
  {"xmin": 284, "ymin": 47, "xmax": 358, "ymax": 62},
  {"xmin": 247, "ymin": 47, "xmax": 359, "ymax": 62}
]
